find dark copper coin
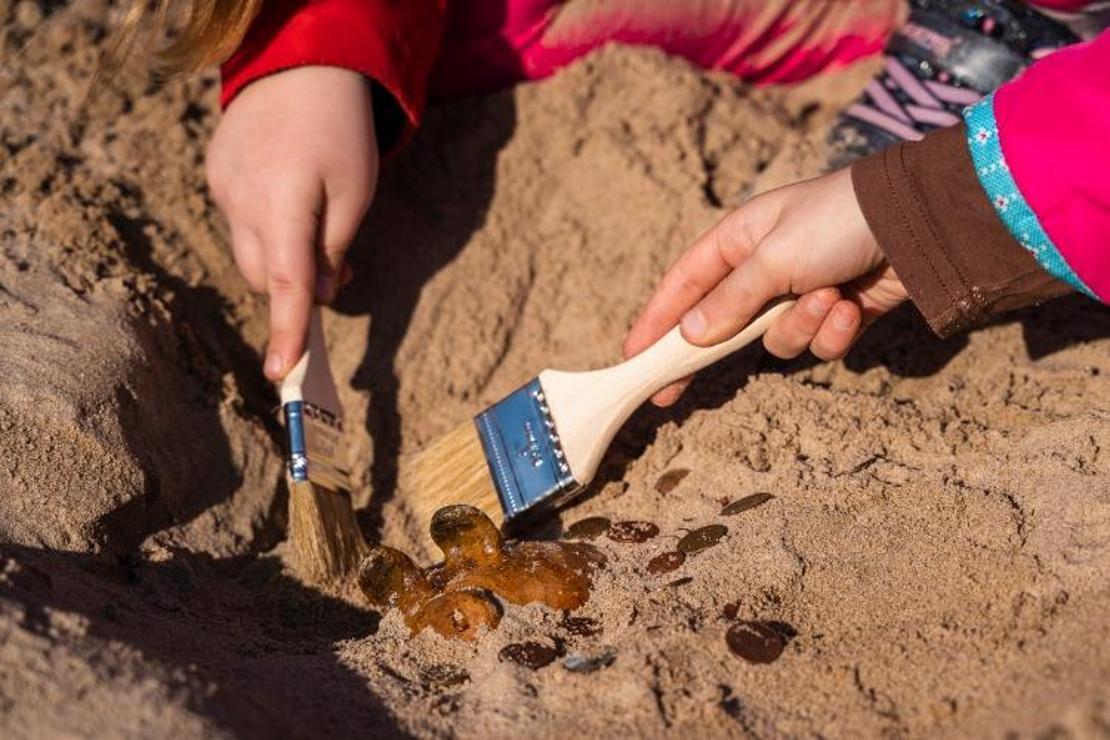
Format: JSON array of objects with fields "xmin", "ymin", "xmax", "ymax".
[
  {"xmin": 654, "ymin": 469, "xmax": 690, "ymax": 494},
  {"xmin": 721, "ymin": 493, "xmax": 774, "ymax": 516},
  {"xmin": 677, "ymin": 524, "xmax": 728, "ymax": 555},
  {"xmin": 607, "ymin": 521, "xmax": 659, "ymax": 543},
  {"xmin": 499, "ymin": 641, "xmax": 559, "ymax": 669},
  {"xmin": 421, "ymin": 664, "xmax": 470, "ymax": 691},
  {"xmin": 561, "ymin": 615, "xmax": 603, "ymax": 637},
  {"xmin": 725, "ymin": 621, "xmax": 787, "ymax": 664},
  {"xmin": 646, "ymin": 551, "xmax": 686, "ymax": 574},
  {"xmin": 565, "ymin": 517, "xmax": 612, "ymax": 540}
]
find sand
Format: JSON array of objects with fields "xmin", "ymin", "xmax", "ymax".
[{"xmin": 2, "ymin": 1, "xmax": 1110, "ymax": 737}]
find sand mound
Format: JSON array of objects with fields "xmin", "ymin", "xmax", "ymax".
[{"xmin": 2, "ymin": 1, "xmax": 1109, "ymax": 737}]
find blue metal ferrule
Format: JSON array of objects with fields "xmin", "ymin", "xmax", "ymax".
[
  {"xmin": 474, "ymin": 378, "xmax": 581, "ymax": 522},
  {"xmin": 283, "ymin": 400, "xmax": 310, "ymax": 482}
]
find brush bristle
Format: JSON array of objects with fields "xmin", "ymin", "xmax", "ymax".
[
  {"xmin": 401, "ymin": 421, "xmax": 504, "ymax": 529},
  {"xmin": 288, "ymin": 480, "xmax": 368, "ymax": 583}
]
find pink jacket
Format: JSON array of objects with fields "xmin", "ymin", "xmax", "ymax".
[{"xmin": 963, "ymin": 27, "xmax": 1110, "ymax": 301}]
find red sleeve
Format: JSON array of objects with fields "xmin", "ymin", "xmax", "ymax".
[{"xmin": 220, "ymin": 0, "xmax": 446, "ymax": 134}]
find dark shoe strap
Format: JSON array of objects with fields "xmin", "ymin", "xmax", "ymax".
[{"xmin": 831, "ymin": 0, "xmax": 1078, "ymax": 162}]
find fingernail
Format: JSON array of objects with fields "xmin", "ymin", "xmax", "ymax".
[
  {"xmin": 315, "ymin": 276, "xmax": 334, "ymax": 302},
  {"xmin": 265, "ymin": 352, "xmax": 284, "ymax": 378},
  {"xmin": 807, "ymin": 293, "xmax": 831, "ymax": 317},
  {"xmin": 681, "ymin": 309, "xmax": 707, "ymax": 339},
  {"xmin": 832, "ymin": 306, "xmax": 855, "ymax": 331}
]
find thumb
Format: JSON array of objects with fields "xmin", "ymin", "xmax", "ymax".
[
  {"xmin": 261, "ymin": 215, "xmax": 318, "ymax": 381},
  {"xmin": 678, "ymin": 247, "xmax": 779, "ymax": 347}
]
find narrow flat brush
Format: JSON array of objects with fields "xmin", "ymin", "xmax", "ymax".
[
  {"xmin": 406, "ymin": 298, "xmax": 796, "ymax": 529},
  {"xmin": 281, "ymin": 308, "xmax": 366, "ymax": 581}
]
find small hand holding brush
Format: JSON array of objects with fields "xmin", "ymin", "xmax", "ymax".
[
  {"xmin": 280, "ymin": 308, "xmax": 366, "ymax": 582},
  {"xmin": 406, "ymin": 298, "xmax": 796, "ymax": 530}
]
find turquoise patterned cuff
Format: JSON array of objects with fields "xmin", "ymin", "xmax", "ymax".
[{"xmin": 963, "ymin": 95, "xmax": 1095, "ymax": 298}]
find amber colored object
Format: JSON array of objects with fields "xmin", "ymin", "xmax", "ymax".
[
  {"xmin": 358, "ymin": 546, "xmax": 502, "ymax": 640},
  {"xmin": 654, "ymin": 468, "xmax": 690, "ymax": 494},
  {"xmin": 721, "ymin": 493, "xmax": 774, "ymax": 516},
  {"xmin": 677, "ymin": 524, "xmax": 728, "ymax": 554},
  {"xmin": 560, "ymin": 614, "xmax": 603, "ymax": 637},
  {"xmin": 421, "ymin": 664, "xmax": 470, "ymax": 690},
  {"xmin": 564, "ymin": 517, "xmax": 611, "ymax": 540},
  {"xmin": 499, "ymin": 641, "xmax": 560, "ymax": 669},
  {"xmin": 646, "ymin": 550, "xmax": 685, "ymax": 574},
  {"xmin": 358, "ymin": 505, "xmax": 604, "ymax": 640},
  {"xmin": 725, "ymin": 621, "xmax": 790, "ymax": 664},
  {"xmin": 607, "ymin": 520, "xmax": 659, "ymax": 543}
]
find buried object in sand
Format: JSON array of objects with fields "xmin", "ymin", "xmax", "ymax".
[
  {"xmin": 499, "ymin": 641, "xmax": 561, "ymax": 669},
  {"xmin": 608, "ymin": 520, "xmax": 659, "ymax": 543},
  {"xmin": 654, "ymin": 468, "xmax": 690, "ymax": 494},
  {"xmin": 564, "ymin": 516, "xmax": 612, "ymax": 540},
  {"xmin": 677, "ymin": 524, "xmax": 728, "ymax": 555},
  {"xmin": 403, "ymin": 299, "xmax": 796, "ymax": 539},
  {"xmin": 281, "ymin": 309, "xmax": 367, "ymax": 583},
  {"xmin": 725, "ymin": 620, "xmax": 796, "ymax": 664},
  {"xmin": 358, "ymin": 505, "xmax": 604, "ymax": 640},
  {"xmin": 721, "ymin": 492, "xmax": 774, "ymax": 516}
]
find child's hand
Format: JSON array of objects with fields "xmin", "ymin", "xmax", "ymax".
[
  {"xmin": 206, "ymin": 66, "xmax": 379, "ymax": 380},
  {"xmin": 624, "ymin": 167, "xmax": 909, "ymax": 406}
]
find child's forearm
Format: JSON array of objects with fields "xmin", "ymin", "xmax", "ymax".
[{"xmin": 851, "ymin": 29, "xmax": 1110, "ymax": 336}]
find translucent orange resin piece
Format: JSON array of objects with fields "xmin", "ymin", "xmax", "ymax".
[{"xmin": 358, "ymin": 505, "xmax": 604, "ymax": 640}]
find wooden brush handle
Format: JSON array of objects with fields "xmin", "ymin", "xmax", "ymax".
[
  {"xmin": 614, "ymin": 297, "xmax": 796, "ymax": 395},
  {"xmin": 540, "ymin": 297, "xmax": 797, "ymax": 487}
]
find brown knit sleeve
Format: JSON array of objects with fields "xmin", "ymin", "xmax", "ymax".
[{"xmin": 850, "ymin": 123, "xmax": 1071, "ymax": 338}]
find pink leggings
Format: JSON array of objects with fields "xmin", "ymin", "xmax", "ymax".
[{"xmin": 429, "ymin": 0, "xmax": 908, "ymax": 98}]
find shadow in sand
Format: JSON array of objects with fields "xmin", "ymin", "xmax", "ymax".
[
  {"xmin": 333, "ymin": 92, "xmax": 518, "ymax": 539},
  {"xmin": 544, "ymin": 295, "xmax": 1110, "ymax": 535},
  {"xmin": 63, "ymin": 204, "xmax": 402, "ymax": 735},
  {"xmin": 0, "ymin": 543, "xmax": 400, "ymax": 738},
  {"xmin": 844, "ymin": 293, "xmax": 1110, "ymax": 374},
  {"xmin": 103, "ymin": 204, "xmax": 285, "ymax": 554},
  {"xmin": 333, "ymin": 93, "xmax": 1108, "ymax": 541}
]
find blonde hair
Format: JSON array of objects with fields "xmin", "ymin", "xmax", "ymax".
[{"xmin": 107, "ymin": 0, "xmax": 263, "ymax": 77}]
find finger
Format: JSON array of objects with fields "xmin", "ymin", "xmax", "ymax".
[
  {"xmin": 679, "ymin": 249, "xmax": 778, "ymax": 347},
  {"xmin": 315, "ymin": 252, "xmax": 343, "ymax": 305},
  {"xmin": 650, "ymin": 376, "xmax": 692, "ymax": 408},
  {"xmin": 844, "ymin": 264, "xmax": 909, "ymax": 324},
  {"xmin": 623, "ymin": 236, "xmax": 733, "ymax": 359},
  {"xmin": 261, "ymin": 214, "xmax": 318, "ymax": 381},
  {"xmin": 810, "ymin": 299, "xmax": 862, "ymax": 361},
  {"xmin": 624, "ymin": 200, "xmax": 779, "ymax": 359},
  {"xmin": 762, "ymin": 287, "xmax": 840, "ymax": 359},
  {"xmin": 316, "ymin": 187, "xmax": 372, "ymax": 304}
]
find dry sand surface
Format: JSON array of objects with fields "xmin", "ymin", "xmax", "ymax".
[{"xmin": 3, "ymin": 1, "xmax": 1110, "ymax": 737}]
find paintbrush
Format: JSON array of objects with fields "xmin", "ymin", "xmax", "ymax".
[
  {"xmin": 405, "ymin": 298, "xmax": 796, "ymax": 529},
  {"xmin": 280, "ymin": 308, "xmax": 366, "ymax": 582}
]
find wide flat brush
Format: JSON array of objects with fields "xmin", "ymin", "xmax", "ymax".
[
  {"xmin": 281, "ymin": 308, "xmax": 367, "ymax": 582},
  {"xmin": 405, "ymin": 298, "xmax": 796, "ymax": 530}
]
